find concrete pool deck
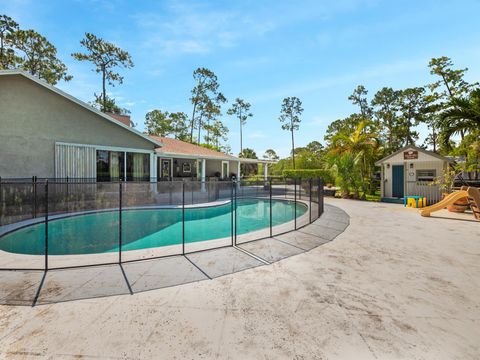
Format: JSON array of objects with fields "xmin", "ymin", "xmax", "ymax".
[{"xmin": 0, "ymin": 198, "xmax": 479, "ymax": 359}]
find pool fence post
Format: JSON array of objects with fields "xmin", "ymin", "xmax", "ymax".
[
  {"xmin": 269, "ymin": 178, "xmax": 272, "ymax": 238},
  {"xmin": 309, "ymin": 178, "xmax": 312, "ymax": 223},
  {"xmin": 230, "ymin": 180, "xmax": 234, "ymax": 246},
  {"xmin": 119, "ymin": 181, "xmax": 122, "ymax": 264},
  {"xmin": 32, "ymin": 176, "xmax": 37, "ymax": 219},
  {"xmin": 320, "ymin": 178, "xmax": 324, "ymax": 215},
  {"xmin": 294, "ymin": 178, "xmax": 297, "ymax": 230},
  {"xmin": 45, "ymin": 180, "xmax": 49, "ymax": 271},
  {"xmin": 318, "ymin": 178, "xmax": 322, "ymax": 216},
  {"xmin": 182, "ymin": 180, "xmax": 185, "ymax": 255},
  {"xmin": 234, "ymin": 180, "xmax": 237, "ymax": 246},
  {"xmin": 66, "ymin": 176, "xmax": 69, "ymax": 214}
]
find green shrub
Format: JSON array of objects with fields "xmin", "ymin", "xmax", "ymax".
[{"xmin": 282, "ymin": 169, "xmax": 334, "ymax": 183}]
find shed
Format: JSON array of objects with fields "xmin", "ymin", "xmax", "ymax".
[{"xmin": 375, "ymin": 145, "xmax": 453, "ymax": 204}]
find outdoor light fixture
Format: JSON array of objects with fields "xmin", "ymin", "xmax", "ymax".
[
  {"xmin": 387, "ymin": 164, "xmax": 390, "ymax": 169},
  {"xmin": 410, "ymin": 163, "xmax": 414, "ymax": 169}
]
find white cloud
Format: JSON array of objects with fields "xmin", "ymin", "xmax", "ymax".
[
  {"xmin": 132, "ymin": 1, "xmax": 278, "ymax": 56},
  {"xmin": 248, "ymin": 57, "xmax": 427, "ymax": 103}
]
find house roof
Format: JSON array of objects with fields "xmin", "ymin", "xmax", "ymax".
[
  {"xmin": 150, "ymin": 136, "xmax": 275, "ymax": 163},
  {"xmin": 375, "ymin": 145, "xmax": 453, "ymax": 166},
  {"xmin": 150, "ymin": 136, "xmax": 239, "ymax": 160},
  {"xmin": 0, "ymin": 69, "xmax": 162, "ymax": 148}
]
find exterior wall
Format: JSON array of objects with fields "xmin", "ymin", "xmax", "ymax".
[
  {"xmin": 206, "ymin": 159, "xmax": 222, "ymax": 177},
  {"xmin": 383, "ymin": 161, "xmax": 445, "ymax": 197},
  {"xmin": 0, "ymin": 75, "xmax": 156, "ymax": 178},
  {"xmin": 380, "ymin": 148, "xmax": 447, "ymax": 203},
  {"xmin": 229, "ymin": 160, "xmax": 239, "ymax": 178},
  {"xmin": 196, "ymin": 159, "xmax": 238, "ymax": 178}
]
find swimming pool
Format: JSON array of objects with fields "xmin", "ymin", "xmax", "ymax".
[{"xmin": 0, "ymin": 199, "xmax": 307, "ymax": 255}]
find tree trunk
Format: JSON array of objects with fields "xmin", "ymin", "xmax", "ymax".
[
  {"xmin": 190, "ymin": 102, "xmax": 196, "ymax": 143},
  {"xmin": 240, "ymin": 121, "xmax": 243, "ymax": 154},
  {"xmin": 206, "ymin": 117, "xmax": 210, "ymax": 145},
  {"xmin": 291, "ymin": 121, "xmax": 295, "ymax": 170},
  {"xmin": 239, "ymin": 109, "xmax": 243, "ymax": 155},
  {"xmin": 197, "ymin": 114, "xmax": 202, "ymax": 144},
  {"xmin": 102, "ymin": 67, "xmax": 106, "ymax": 113}
]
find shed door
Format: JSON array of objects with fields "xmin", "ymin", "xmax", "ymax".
[{"xmin": 392, "ymin": 165, "xmax": 404, "ymax": 198}]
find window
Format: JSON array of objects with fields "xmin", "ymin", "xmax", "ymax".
[
  {"xmin": 126, "ymin": 152, "xmax": 150, "ymax": 181},
  {"xmin": 96, "ymin": 150, "xmax": 124, "ymax": 182},
  {"xmin": 416, "ymin": 169, "xmax": 436, "ymax": 182},
  {"xmin": 182, "ymin": 162, "xmax": 191, "ymax": 173}
]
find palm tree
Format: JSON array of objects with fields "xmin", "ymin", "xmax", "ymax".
[
  {"xmin": 439, "ymin": 89, "xmax": 480, "ymax": 147},
  {"xmin": 328, "ymin": 121, "xmax": 381, "ymax": 197},
  {"xmin": 329, "ymin": 121, "xmax": 378, "ymax": 155},
  {"xmin": 327, "ymin": 153, "xmax": 362, "ymax": 198}
]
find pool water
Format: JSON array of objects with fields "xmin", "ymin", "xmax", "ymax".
[{"xmin": 0, "ymin": 199, "xmax": 307, "ymax": 255}]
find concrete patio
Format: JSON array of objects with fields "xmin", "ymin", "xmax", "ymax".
[{"xmin": 0, "ymin": 198, "xmax": 479, "ymax": 359}]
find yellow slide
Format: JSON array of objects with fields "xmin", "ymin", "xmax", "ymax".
[{"xmin": 420, "ymin": 190, "xmax": 468, "ymax": 217}]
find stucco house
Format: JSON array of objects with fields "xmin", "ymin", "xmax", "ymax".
[
  {"xmin": 0, "ymin": 70, "xmax": 269, "ymax": 182},
  {"xmin": 375, "ymin": 145, "xmax": 453, "ymax": 204}
]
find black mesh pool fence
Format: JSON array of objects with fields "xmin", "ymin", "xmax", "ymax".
[{"xmin": 0, "ymin": 177, "xmax": 325, "ymax": 271}]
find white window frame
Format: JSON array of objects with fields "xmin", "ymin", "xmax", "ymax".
[{"xmin": 416, "ymin": 169, "xmax": 436, "ymax": 182}]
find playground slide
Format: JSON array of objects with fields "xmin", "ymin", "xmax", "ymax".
[{"xmin": 420, "ymin": 190, "xmax": 468, "ymax": 217}]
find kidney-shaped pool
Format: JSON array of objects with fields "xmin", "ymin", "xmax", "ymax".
[{"xmin": 0, "ymin": 199, "xmax": 307, "ymax": 255}]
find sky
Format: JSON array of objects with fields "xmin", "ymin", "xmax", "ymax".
[{"xmin": 3, "ymin": 0, "xmax": 480, "ymax": 157}]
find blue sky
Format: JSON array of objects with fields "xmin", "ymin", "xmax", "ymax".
[{"xmin": 4, "ymin": 0, "xmax": 480, "ymax": 157}]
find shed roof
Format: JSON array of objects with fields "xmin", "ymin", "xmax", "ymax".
[{"xmin": 375, "ymin": 145, "xmax": 453, "ymax": 166}]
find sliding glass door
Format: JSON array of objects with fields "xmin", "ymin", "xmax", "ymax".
[
  {"xmin": 96, "ymin": 150, "xmax": 124, "ymax": 181},
  {"xmin": 126, "ymin": 152, "xmax": 150, "ymax": 181},
  {"xmin": 96, "ymin": 150, "xmax": 150, "ymax": 182}
]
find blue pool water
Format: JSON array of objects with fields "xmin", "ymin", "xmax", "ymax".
[{"xmin": 0, "ymin": 199, "xmax": 307, "ymax": 255}]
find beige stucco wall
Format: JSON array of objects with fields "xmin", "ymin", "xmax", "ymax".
[
  {"xmin": 0, "ymin": 74, "xmax": 156, "ymax": 178},
  {"xmin": 229, "ymin": 160, "xmax": 240, "ymax": 178},
  {"xmin": 204, "ymin": 159, "xmax": 239, "ymax": 178}
]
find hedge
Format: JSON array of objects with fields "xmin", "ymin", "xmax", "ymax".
[{"xmin": 282, "ymin": 169, "xmax": 334, "ymax": 184}]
